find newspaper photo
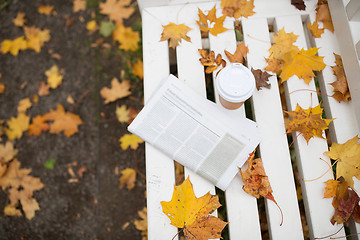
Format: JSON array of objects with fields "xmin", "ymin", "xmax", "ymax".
[{"xmin": 128, "ymin": 74, "xmax": 261, "ymax": 190}]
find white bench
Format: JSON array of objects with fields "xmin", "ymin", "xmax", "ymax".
[{"xmin": 138, "ymin": 0, "xmax": 360, "ymax": 239}]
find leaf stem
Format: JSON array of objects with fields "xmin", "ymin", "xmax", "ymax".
[
  {"xmin": 289, "ymin": 132, "xmax": 302, "ymax": 149},
  {"xmin": 287, "ymin": 89, "xmax": 332, "ymax": 98},
  {"xmin": 172, "ymin": 229, "xmax": 183, "ymax": 240},
  {"xmin": 303, "ymin": 159, "xmax": 337, "ymax": 182},
  {"xmin": 314, "ymin": 225, "xmax": 344, "ymax": 239},
  {"xmin": 330, "ymin": 232, "xmax": 360, "ymax": 239}
]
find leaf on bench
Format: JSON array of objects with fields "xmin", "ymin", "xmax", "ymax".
[
  {"xmin": 330, "ymin": 53, "xmax": 351, "ymax": 102},
  {"xmin": 196, "ymin": 5, "xmax": 228, "ymax": 36},
  {"xmin": 160, "ymin": 22, "xmax": 191, "ymax": 49},
  {"xmin": 221, "ymin": 0, "xmax": 255, "ymax": 19}
]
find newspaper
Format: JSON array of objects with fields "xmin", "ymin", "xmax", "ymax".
[{"xmin": 128, "ymin": 75, "xmax": 261, "ymax": 190}]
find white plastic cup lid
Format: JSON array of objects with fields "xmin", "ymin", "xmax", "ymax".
[{"xmin": 215, "ymin": 63, "xmax": 256, "ymax": 103}]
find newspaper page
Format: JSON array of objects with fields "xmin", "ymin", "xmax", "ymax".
[{"xmin": 128, "ymin": 75, "xmax": 261, "ymax": 190}]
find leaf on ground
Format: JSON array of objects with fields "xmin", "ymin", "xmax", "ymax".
[
  {"xmin": 99, "ymin": 0, "xmax": 134, "ymax": 23},
  {"xmin": 132, "ymin": 58, "xmax": 143, "ymax": 79},
  {"xmin": 100, "ymin": 78, "xmax": 131, "ymax": 104},
  {"xmin": 119, "ymin": 168, "xmax": 136, "ymax": 190},
  {"xmin": 112, "ymin": 23, "xmax": 139, "ymax": 51},
  {"xmin": 73, "ymin": 0, "xmax": 86, "ymax": 12},
  {"xmin": 198, "ymin": 49, "xmax": 225, "ymax": 74},
  {"xmin": 24, "ymin": 26, "xmax": 51, "ymax": 53},
  {"xmin": 331, "ymin": 53, "xmax": 351, "ymax": 102},
  {"xmin": 160, "ymin": 22, "xmax": 192, "ymax": 49},
  {"xmin": 67, "ymin": 95, "xmax": 75, "ymax": 104},
  {"xmin": 4, "ymin": 204, "xmax": 22, "ymax": 217},
  {"xmin": 221, "ymin": 0, "xmax": 255, "ymax": 18},
  {"xmin": 161, "ymin": 177, "xmax": 227, "ymax": 240},
  {"xmin": 285, "ymin": 104, "xmax": 333, "ymax": 143},
  {"xmin": 0, "ymin": 141, "xmax": 18, "ymax": 164},
  {"xmin": 0, "ymin": 83, "xmax": 4, "ymax": 94},
  {"xmin": 44, "ymin": 158, "xmax": 56, "ymax": 170},
  {"xmin": 251, "ymin": 68, "xmax": 271, "ymax": 90},
  {"xmin": 316, "ymin": 1, "xmax": 334, "ymax": 33},
  {"xmin": 13, "ymin": 12, "xmax": 26, "ymax": 27},
  {"xmin": 224, "ymin": 42, "xmax": 248, "ymax": 63},
  {"xmin": 38, "ymin": 5, "xmax": 55, "ymax": 15},
  {"xmin": 197, "ymin": 5, "xmax": 228, "ymax": 36},
  {"xmin": 116, "ymin": 105, "xmax": 130, "ymax": 123},
  {"xmin": 43, "ymin": 104, "xmax": 82, "ymax": 137},
  {"xmin": 307, "ymin": 21, "xmax": 324, "ymax": 38},
  {"xmin": 33, "ymin": 94, "xmax": 39, "ymax": 104},
  {"xmin": 38, "ymin": 82, "xmax": 50, "ymax": 96},
  {"xmin": 86, "ymin": 20, "xmax": 98, "ymax": 33},
  {"xmin": 291, "ymin": 0, "xmax": 306, "ymax": 10},
  {"xmin": 325, "ymin": 136, "xmax": 360, "ymax": 188},
  {"xmin": 134, "ymin": 207, "xmax": 147, "ymax": 240},
  {"xmin": 280, "ymin": 48, "xmax": 326, "ymax": 84},
  {"xmin": 45, "ymin": 65, "xmax": 63, "ymax": 89},
  {"xmin": 269, "ymin": 28, "xmax": 299, "ymax": 60},
  {"xmin": 119, "ymin": 134, "xmax": 144, "ymax": 150},
  {"xmin": 5, "ymin": 113, "xmax": 30, "ymax": 140},
  {"xmin": 100, "ymin": 21, "xmax": 116, "ymax": 37},
  {"xmin": 324, "ymin": 179, "xmax": 340, "ymax": 198},
  {"xmin": 0, "ymin": 159, "xmax": 44, "ymax": 220},
  {"xmin": 17, "ymin": 98, "xmax": 32, "ymax": 113},
  {"xmin": 1, "ymin": 36, "xmax": 27, "ymax": 56}
]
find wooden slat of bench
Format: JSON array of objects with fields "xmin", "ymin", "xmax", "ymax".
[
  {"xmin": 208, "ymin": 10, "xmax": 262, "ymax": 239},
  {"xmin": 275, "ymin": 15, "xmax": 346, "ymax": 238},
  {"xmin": 243, "ymin": 17, "xmax": 304, "ymax": 238}
]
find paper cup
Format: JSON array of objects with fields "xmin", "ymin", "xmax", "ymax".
[{"xmin": 215, "ymin": 63, "xmax": 256, "ymax": 110}]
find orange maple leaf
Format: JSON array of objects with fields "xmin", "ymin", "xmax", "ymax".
[
  {"xmin": 100, "ymin": 78, "xmax": 131, "ymax": 104},
  {"xmin": 99, "ymin": 0, "xmax": 134, "ymax": 23},
  {"xmin": 196, "ymin": 5, "xmax": 228, "ymax": 36},
  {"xmin": 331, "ymin": 53, "xmax": 351, "ymax": 102},
  {"xmin": 160, "ymin": 22, "xmax": 192, "ymax": 49},
  {"xmin": 307, "ymin": 21, "xmax": 324, "ymax": 38},
  {"xmin": 43, "ymin": 104, "xmax": 82, "ymax": 137},
  {"xmin": 198, "ymin": 49, "xmax": 226, "ymax": 74},
  {"xmin": 28, "ymin": 115, "xmax": 50, "ymax": 136},
  {"xmin": 221, "ymin": 0, "xmax": 255, "ymax": 19},
  {"xmin": 224, "ymin": 42, "xmax": 248, "ymax": 63}
]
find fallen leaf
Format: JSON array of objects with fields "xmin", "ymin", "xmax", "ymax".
[
  {"xmin": 4, "ymin": 204, "xmax": 22, "ymax": 217},
  {"xmin": 86, "ymin": 20, "xmax": 98, "ymax": 32},
  {"xmin": 291, "ymin": 0, "xmax": 306, "ymax": 10},
  {"xmin": 73, "ymin": 0, "xmax": 86, "ymax": 12},
  {"xmin": 0, "ymin": 141, "xmax": 18, "ymax": 163},
  {"xmin": 77, "ymin": 166, "xmax": 86, "ymax": 178},
  {"xmin": 331, "ymin": 53, "xmax": 351, "ymax": 102},
  {"xmin": 112, "ymin": 23, "xmax": 139, "ymax": 51},
  {"xmin": 45, "ymin": 65, "xmax": 63, "ymax": 89},
  {"xmin": 251, "ymin": 68, "xmax": 271, "ymax": 90},
  {"xmin": 100, "ymin": 78, "xmax": 131, "ymax": 104},
  {"xmin": 119, "ymin": 168, "xmax": 136, "ymax": 190},
  {"xmin": 122, "ymin": 221, "xmax": 130, "ymax": 230},
  {"xmin": 13, "ymin": 12, "xmax": 27, "ymax": 27},
  {"xmin": 285, "ymin": 104, "xmax": 333, "ymax": 143},
  {"xmin": 67, "ymin": 95, "xmax": 75, "ymax": 104},
  {"xmin": 43, "ymin": 104, "xmax": 82, "ymax": 137},
  {"xmin": 28, "ymin": 115, "xmax": 50, "ymax": 136},
  {"xmin": 198, "ymin": 49, "xmax": 225, "ymax": 74},
  {"xmin": 160, "ymin": 22, "xmax": 192, "ymax": 49},
  {"xmin": 269, "ymin": 28, "xmax": 299, "ymax": 60},
  {"xmin": 5, "ymin": 113, "xmax": 30, "ymax": 140},
  {"xmin": 161, "ymin": 177, "xmax": 227, "ymax": 239},
  {"xmin": 324, "ymin": 179, "xmax": 340, "ymax": 198},
  {"xmin": 132, "ymin": 58, "xmax": 143, "ymax": 79},
  {"xmin": 221, "ymin": 0, "xmax": 255, "ymax": 18},
  {"xmin": 38, "ymin": 82, "xmax": 50, "ymax": 96},
  {"xmin": 0, "ymin": 83, "xmax": 4, "ymax": 94},
  {"xmin": 197, "ymin": 5, "xmax": 228, "ymax": 36},
  {"xmin": 116, "ymin": 105, "xmax": 131, "ymax": 123},
  {"xmin": 17, "ymin": 98, "xmax": 32, "ymax": 113},
  {"xmin": 224, "ymin": 42, "xmax": 248, "ymax": 63},
  {"xmin": 307, "ymin": 21, "xmax": 324, "ymax": 38},
  {"xmin": 316, "ymin": 1, "xmax": 334, "ymax": 32},
  {"xmin": 1, "ymin": 36, "xmax": 27, "ymax": 56},
  {"xmin": 44, "ymin": 158, "xmax": 56, "ymax": 170},
  {"xmin": 134, "ymin": 207, "xmax": 147, "ymax": 240},
  {"xmin": 119, "ymin": 134, "xmax": 144, "ymax": 150},
  {"xmin": 325, "ymin": 136, "xmax": 360, "ymax": 188},
  {"xmin": 33, "ymin": 94, "xmax": 39, "ymax": 104},
  {"xmin": 100, "ymin": 21, "xmax": 116, "ymax": 37},
  {"xmin": 38, "ymin": 5, "xmax": 55, "ymax": 15},
  {"xmin": 24, "ymin": 26, "xmax": 51, "ymax": 53},
  {"xmin": 99, "ymin": 0, "xmax": 134, "ymax": 23},
  {"xmin": 280, "ymin": 48, "xmax": 326, "ymax": 84}
]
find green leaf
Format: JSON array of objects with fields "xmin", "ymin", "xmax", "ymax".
[
  {"xmin": 100, "ymin": 21, "xmax": 116, "ymax": 37},
  {"xmin": 44, "ymin": 158, "xmax": 56, "ymax": 170}
]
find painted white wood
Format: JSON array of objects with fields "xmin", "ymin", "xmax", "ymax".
[
  {"xmin": 142, "ymin": 8, "xmax": 179, "ymax": 240},
  {"xmin": 275, "ymin": 15, "xmax": 346, "ymax": 239},
  {"xmin": 243, "ymin": 17, "xmax": 304, "ymax": 239},
  {"xmin": 208, "ymin": 8, "xmax": 262, "ymax": 239},
  {"xmin": 346, "ymin": 0, "xmax": 360, "ymax": 21}
]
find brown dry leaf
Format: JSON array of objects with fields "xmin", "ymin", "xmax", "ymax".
[
  {"xmin": 134, "ymin": 207, "xmax": 147, "ymax": 240},
  {"xmin": 0, "ymin": 83, "xmax": 5, "ymax": 94},
  {"xmin": 119, "ymin": 168, "xmax": 136, "ymax": 190},
  {"xmin": 307, "ymin": 21, "xmax": 324, "ymax": 38},
  {"xmin": 13, "ymin": 12, "xmax": 27, "ymax": 27},
  {"xmin": 198, "ymin": 49, "xmax": 225, "ymax": 74},
  {"xmin": 161, "ymin": 177, "xmax": 227, "ymax": 240},
  {"xmin": 73, "ymin": 0, "xmax": 86, "ymax": 12},
  {"xmin": 291, "ymin": 0, "xmax": 306, "ymax": 10},
  {"xmin": 160, "ymin": 22, "xmax": 192, "ymax": 49},
  {"xmin": 119, "ymin": 134, "xmax": 144, "ymax": 150},
  {"xmin": 324, "ymin": 179, "xmax": 340, "ymax": 198},
  {"xmin": 38, "ymin": 5, "xmax": 55, "ymax": 15},
  {"xmin": 116, "ymin": 105, "xmax": 130, "ymax": 123},
  {"xmin": 0, "ymin": 141, "xmax": 18, "ymax": 163},
  {"xmin": 99, "ymin": 0, "xmax": 134, "ymax": 23},
  {"xmin": 112, "ymin": 23, "xmax": 139, "ymax": 51},
  {"xmin": 43, "ymin": 104, "xmax": 82, "ymax": 137},
  {"xmin": 45, "ymin": 65, "xmax": 63, "ymax": 89},
  {"xmin": 38, "ymin": 82, "xmax": 50, "ymax": 96},
  {"xmin": 316, "ymin": 0, "xmax": 334, "ymax": 33},
  {"xmin": 251, "ymin": 68, "xmax": 271, "ymax": 90},
  {"xmin": 197, "ymin": 5, "xmax": 228, "ymax": 36},
  {"xmin": 67, "ymin": 95, "xmax": 75, "ymax": 104},
  {"xmin": 331, "ymin": 53, "xmax": 351, "ymax": 102},
  {"xmin": 100, "ymin": 78, "xmax": 131, "ymax": 104},
  {"xmin": 224, "ymin": 42, "xmax": 248, "ymax": 63},
  {"xmin": 17, "ymin": 98, "xmax": 32, "ymax": 113},
  {"xmin": 285, "ymin": 104, "xmax": 333, "ymax": 143},
  {"xmin": 28, "ymin": 115, "xmax": 50, "ymax": 136},
  {"xmin": 5, "ymin": 113, "xmax": 30, "ymax": 140},
  {"xmin": 132, "ymin": 58, "xmax": 143, "ymax": 79},
  {"xmin": 221, "ymin": 0, "xmax": 255, "ymax": 18}
]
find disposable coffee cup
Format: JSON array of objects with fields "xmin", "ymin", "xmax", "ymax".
[{"xmin": 215, "ymin": 63, "xmax": 256, "ymax": 110}]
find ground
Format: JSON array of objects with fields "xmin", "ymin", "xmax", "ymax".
[{"xmin": 0, "ymin": 1, "xmax": 146, "ymax": 239}]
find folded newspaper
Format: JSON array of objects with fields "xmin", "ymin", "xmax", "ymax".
[{"xmin": 128, "ymin": 75, "xmax": 261, "ymax": 190}]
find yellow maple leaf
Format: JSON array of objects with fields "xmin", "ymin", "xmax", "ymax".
[
  {"xmin": 43, "ymin": 104, "xmax": 82, "ymax": 137},
  {"xmin": 99, "ymin": 0, "xmax": 134, "ymax": 23},
  {"xmin": 112, "ymin": 23, "xmax": 139, "ymax": 51},
  {"xmin": 196, "ymin": 5, "xmax": 229, "ymax": 36},
  {"xmin": 285, "ymin": 104, "xmax": 333, "ymax": 143},
  {"xmin": 38, "ymin": 4, "xmax": 55, "ymax": 15},
  {"xmin": 17, "ymin": 98, "xmax": 32, "ymax": 113},
  {"xmin": 100, "ymin": 78, "xmax": 131, "ymax": 104},
  {"xmin": 28, "ymin": 115, "xmax": 50, "ymax": 136},
  {"xmin": 161, "ymin": 177, "xmax": 227, "ymax": 240},
  {"xmin": 5, "ymin": 113, "xmax": 30, "ymax": 140},
  {"xmin": 280, "ymin": 48, "xmax": 326, "ymax": 84},
  {"xmin": 0, "ymin": 141, "xmax": 18, "ymax": 164},
  {"xmin": 45, "ymin": 65, "xmax": 63, "ymax": 89},
  {"xmin": 132, "ymin": 58, "xmax": 143, "ymax": 79},
  {"xmin": 1, "ymin": 36, "xmax": 27, "ymax": 56},
  {"xmin": 269, "ymin": 28, "xmax": 299, "ymax": 60},
  {"xmin": 24, "ymin": 26, "xmax": 51, "ymax": 53},
  {"xmin": 119, "ymin": 168, "xmax": 136, "ymax": 190},
  {"xmin": 4, "ymin": 204, "xmax": 22, "ymax": 217},
  {"xmin": 12, "ymin": 12, "xmax": 27, "ymax": 27},
  {"xmin": 324, "ymin": 179, "xmax": 340, "ymax": 198},
  {"xmin": 160, "ymin": 22, "xmax": 192, "ymax": 49},
  {"xmin": 307, "ymin": 21, "xmax": 324, "ymax": 38},
  {"xmin": 116, "ymin": 105, "xmax": 130, "ymax": 123},
  {"xmin": 73, "ymin": 0, "xmax": 86, "ymax": 12},
  {"xmin": 134, "ymin": 207, "xmax": 147, "ymax": 240},
  {"xmin": 224, "ymin": 42, "xmax": 248, "ymax": 63},
  {"xmin": 221, "ymin": 0, "xmax": 255, "ymax": 19},
  {"xmin": 86, "ymin": 20, "xmax": 98, "ymax": 32},
  {"xmin": 325, "ymin": 136, "xmax": 360, "ymax": 188},
  {"xmin": 119, "ymin": 134, "xmax": 144, "ymax": 150}
]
